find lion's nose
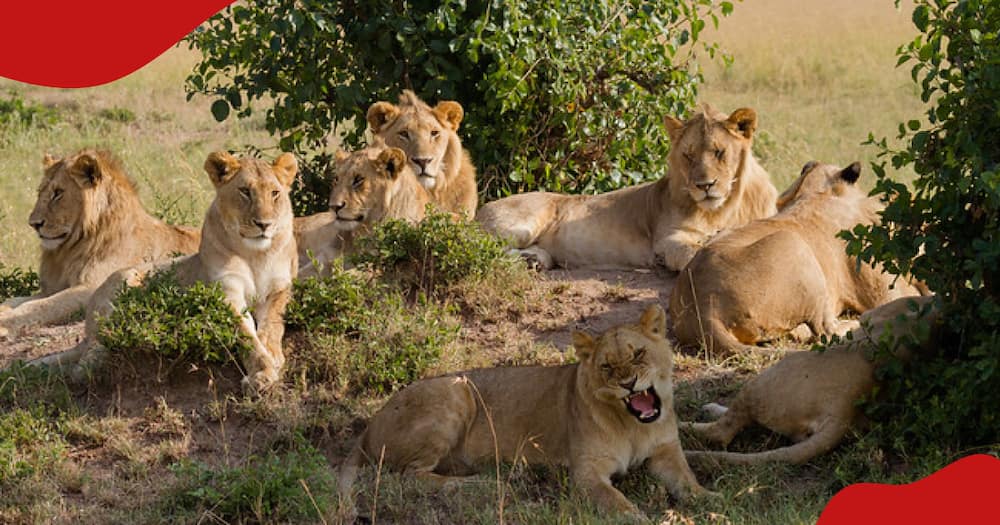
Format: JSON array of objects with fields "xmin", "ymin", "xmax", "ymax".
[
  {"xmin": 330, "ymin": 201, "xmax": 345, "ymax": 213},
  {"xmin": 696, "ymin": 180, "xmax": 717, "ymax": 191},
  {"xmin": 620, "ymin": 376, "xmax": 637, "ymax": 392},
  {"xmin": 253, "ymin": 219, "xmax": 272, "ymax": 232},
  {"xmin": 412, "ymin": 157, "xmax": 431, "ymax": 171},
  {"xmin": 30, "ymin": 218, "xmax": 44, "ymax": 231}
]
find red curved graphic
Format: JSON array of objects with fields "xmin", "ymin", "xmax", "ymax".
[
  {"xmin": 0, "ymin": 1, "xmax": 235, "ymax": 88},
  {"xmin": 818, "ymin": 454, "xmax": 1000, "ymax": 524}
]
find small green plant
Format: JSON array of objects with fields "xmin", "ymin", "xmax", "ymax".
[
  {"xmin": 0, "ymin": 362, "xmax": 73, "ymax": 415},
  {"xmin": 96, "ymin": 267, "xmax": 251, "ymax": 366},
  {"xmin": 0, "ymin": 408, "xmax": 67, "ymax": 485},
  {"xmin": 351, "ymin": 210, "xmax": 518, "ymax": 296},
  {"xmin": 0, "ymin": 264, "xmax": 39, "ymax": 302},
  {"xmin": 166, "ymin": 437, "xmax": 335, "ymax": 522},
  {"xmin": 97, "ymin": 107, "xmax": 136, "ymax": 123},
  {"xmin": 0, "ymin": 92, "xmax": 58, "ymax": 129}
]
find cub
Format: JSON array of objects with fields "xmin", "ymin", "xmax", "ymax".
[
  {"xmin": 670, "ymin": 161, "xmax": 926, "ymax": 356},
  {"xmin": 338, "ymin": 305, "xmax": 709, "ymax": 521}
]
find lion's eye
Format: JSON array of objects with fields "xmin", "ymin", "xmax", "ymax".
[
  {"xmin": 632, "ymin": 349, "xmax": 646, "ymax": 362},
  {"xmin": 600, "ymin": 363, "xmax": 613, "ymax": 373},
  {"xmin": 430, "ymin": 129, "xmax": 440, "ymax": 139},
  {"xmin": 683, "ymin": 150, "xmax": 694, "ymax": 162},
  {"xmin": 398, "ymin": 130, "xmax": 410, "ymax": 141},
  {"xmin": 239, "ymin": 188, "xmax": 251, "ymax": 200},
  {"xmin": 352, "ymin": 175, "xmax": 364, "ymax": 188},
  {"xmin": 715, "ymin": 148, "xmax": 725, "ymax": 161},
  {"xmin": 271, "ymin": 189, "xmax": 280, "ymax": 201},
  {"xmin": 51, "ymin": 188, "xmax": 63, "ymax": 202}
]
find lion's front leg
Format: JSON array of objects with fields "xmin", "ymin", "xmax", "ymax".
[
  {"xmin": 254, "ymin": 286, "xmax": 291, "ymax": 374},
  {"xmin": 572, "ymin": 458, "xmax": 647, "ymax": 520},
  {"xmin": 1, "ymin": 294, "xmax": 40, "ymax": 314},
  {"xmin": 0, "ymin": 286, "xmax": 93, "ymax": 340},
  {"xmin": 653, "ymin": 229, "xmax": 707, "ymax": 272},
  {"xmin": 220, "ymin": 283, "xmax": 279, "ymax": 394},
  {"xmin": 647, "ymin": 440, "xmax": 713, "ymax": 500}
]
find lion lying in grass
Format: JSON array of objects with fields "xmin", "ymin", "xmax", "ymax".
[
  {"xmin": 0, "ymin": 150, "xmax": 199, "ymax": 338},
  {"xmin": 294, "ymin": 142, "xmax": 431, "ymax": 277},
  {"xmin": 338, "ymin": 305, "xmax": 710, "ymax": 521},
  {"xmin": 475, "ymin": 105, "xmax": 778, "ymax": 270},
  {"xmin": 670, "ymin": 161, "xmax": 927, "ymax": 356},
  {"xmin": 683, "ymin": 295, "xmax": 936, "ymax": 465}
]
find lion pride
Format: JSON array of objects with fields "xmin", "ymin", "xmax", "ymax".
[
  {"xmin": 0, "ymin": 150, "xmax": 199, "ymax": 339},
  {"xmin": 475, "ymin": 105, "xmax": 778, "ymax": 270},
  {"xmin": 338, "ymin": 305, "xmax": 710, "ymax": 521}
]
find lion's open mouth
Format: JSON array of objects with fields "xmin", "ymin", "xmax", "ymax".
[{"xmin": 624, "ymin": 387, "xmax": 661, "ymax": 423}]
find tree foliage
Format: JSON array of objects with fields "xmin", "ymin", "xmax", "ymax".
[
  {"xmin": 186, "ymin": 0, "xmax": 732, "ymax": 211},
  {"xmin": 846, "ymin": 0, "xmax": 1000, "ymax": 450}
]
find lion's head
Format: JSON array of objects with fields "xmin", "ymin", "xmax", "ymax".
[
  {"xmin": 665, "ymin": 105, "xmax": 759, "ymax": 211},
  {"xmin": 203, "ymin": 152, "xmax": 298, "ymax": 251},
  {"xmin": 29, "ymin": 150, "xmax": 139, "ymax": 252},
  {"xmin": 327, "ymin": 143, "xmax": 414, "ymax": 232},
  {"xmin": 366, "ymin": 90, "xmax": 464, "ymax": 191},
  {"xmin": 776, "ymin": 160, "xmax": 864, "ymax": 210},
  {"xmin": 573, "ymin": 305, "xmax": 673, "ymax": 424}
]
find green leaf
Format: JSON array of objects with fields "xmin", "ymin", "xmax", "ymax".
[{"xmin": 210, "ymin": 99, "xmax": 230, "ymax": 122}]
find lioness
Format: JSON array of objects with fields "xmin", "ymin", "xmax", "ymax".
[
  {"xmin": 0, "ymin": 150, "xmax": 199, "ymax": 339},
  {"xmin": 338, "ymin": 305, "xmax": 710, "ymax": 520},
  {"xmin": 683, "ymin": 296, "xmax": 936, "ymax": 465},
  {"xmin": 367, "ymin": 90, "xmax": 478, "ymax": 217},
  {"xmin": 60, "ymin": 152, "xmax": 298, "ymax": 393},
  {"xmin": 294, "ymin": 142, "xmax": 432, "ymax": 277},
  {"xmin": 475, "ymin": 105, "xmax": 778, "ymax": 270},
  {"xmin": 670, "ymin": 161, "xmax": 926, "ymax": 356}
]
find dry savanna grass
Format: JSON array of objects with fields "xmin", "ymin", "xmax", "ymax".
[{"xmin": 0, "ymin": 1, "xmax": 949, "ymax": 524}]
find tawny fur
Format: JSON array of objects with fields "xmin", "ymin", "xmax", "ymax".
[
  {"xmin": 338, "ymin": 305, "xmax": 709, "ymax": 521},
  {"xmin": 683, "ymin": 296, "xmax": 936, "ymax": 465},
  {"xmin": 294, "ymin": 142, "xmax": 431, "ymax": 277},
  {"xmin": 0, "ymin": 150, "xmax": 199, "ymax": 338},
  {"xmin": 475, "ymin": 105, "xmax": 778, "ymax": 270},
  {"xmin": 670, "ymin": 161, "xmax": 927, "ymax": 356},
  {"xmin": 367, "ymin": 90, "xmax": 478, "ymax": 217},
  {"xmin": 55, "ymin": 152, "xmax": 299, "ymax": 394}
]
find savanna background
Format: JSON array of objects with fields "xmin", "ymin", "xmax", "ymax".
[{"xmin": 0, "ymin": 1, "xmax": 966, "ymax": 524}]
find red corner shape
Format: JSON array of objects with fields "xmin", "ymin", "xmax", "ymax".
[
  {"xmin": 0, "ymin": 1, "xmax": 235, "ymax": 88},
  {"xmin": 818, "ymin": 454, "xmax": 1000, "ymax": 524}
]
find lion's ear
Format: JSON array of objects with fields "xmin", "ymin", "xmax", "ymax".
[
  {"xmin": 367, "ymin": 101, "xmax": 400, "ymax": 134},
  {"xmin": 204, "ymin": 151, "xmax": 242, "ymax": 188},
  {"xmin": 376, "ymin": 147, "xmax": 407, "ymax": 179},
  {"xmin": 272, "ymin": 153, "xmax": 298, "ymax": 188},
  {"xmin": 69, "ymin": 152, "xmax": 103, "ymax": 188},
  {"xmin": 334, "ymin": 149, "xmax": 351, "ymax": 163},
  {"xmin": 840, "ymin": 161, "xmax": 862, "ymax": 184},
  {"xmin": 639, "ymin": 304, "xmax": 667, "ymax": 339},
  {"xmin": 433, "ymin": 101, "xmax": 464, "ymax": 131},
  {"xmin": 725, "ymin": 107, "xmax": 757, "ymax": 139},
  {"xmin": 42, "ymin": 153, "xmax": 59, "ymax": 169},
  {"xmin": 572, "ymin": 331, "xmax": 596, "ymax": 361},
  {"xmin": 664, "ymin": 115, "xmax": 684, "ymax": 141}
]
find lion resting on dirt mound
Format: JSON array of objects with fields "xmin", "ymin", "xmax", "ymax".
[
  {"xmin": 0, "ymin": 150, "xmax": 199, "ymax": 339},
  {"xmin": 295, "ymin": 142, "xmax": 431, "ymax": 277},
  {"xmin": 338, "ymin": 305, "xmax": 710, "ymax": 521},
  {"xmin": 670, "ymin": 161, "xmax": 926, "ymax": 356},
  {"xmin": 683, "ymin": 295, "xmax": 937, "ymax": 465},
  {"xmin": 59, "ymin": 152, "xmax": 299, "ymax": 393},
  {"xmin": 475, "ymin": 105, "xmax": 778, "ymax": 270},
  {"xmin": 367, "ymin": 90, "xmax": 478, "ymax": 217}
]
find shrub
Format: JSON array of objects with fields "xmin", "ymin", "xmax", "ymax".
[
  {"xmin": 0, "ymin": 92, "xmax": 58, "ymax": 129},
  {"xmin": 0, "ymin": 408, "xmax": 67, "ymax": 486},
  {"xmin": 845, "ymin": 0, "xmax": 1000, "ymax": 451},
  {"xmin": 186, "ymin": 0, "xmax": 733, "ymax": 212},
  {"xmin": 167, "ymin": 437, "xmax": 335, "ymax": 522},
  {"xmin": 351, "ymin": 210, "xmax": 518, "ymax": 296},
  {"xmin": 97, "ymin": 107, "xmax": 136, "ymax": 123},
  {"xmin": 0, "ymin": 362, "xmax": 73, "ymax": 415},
  {"xmin": 0, "ymin": 264, "xmax": 39, "ymax": 302},
  {"xmin": 286, "ymin": 267, "xmax": 458, "ymax": 394},
  {"xmin": 96, "ymin": 267, "xmax": 252, "ymax": 366}
]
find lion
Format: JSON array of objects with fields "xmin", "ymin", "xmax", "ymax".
[
  {"xmin": 683, "ymin": 295, "xmax": 937, "ymax": 465},
  {"xmin": 294, "ymin": 142, "xmax": 432, "ymax": 277},
  {"xmin": 49, "ymin": 152, "xmax": 299, "ymax": 393},
  {"xmin": 366, "ymin": 90, "xmax": 478, "ymax": 217},
  {"xmin": 338, "ymin": 305, "xmax": 710, "ymax": 521},
  {"xmin": 0, "ymin": 150, "xmax": 200, "ymax": 339},
  {"xmin": 670, "ymin": 161, "xmax": 928, "ymax": 356},
  {"xmin": 475, "ymin": 105, "xmax": 778, "ymax": 270}
]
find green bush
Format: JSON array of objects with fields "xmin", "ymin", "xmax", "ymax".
[
  {"xmin": 0, "ymin": 408, "xmax": 67, "ymax": 486},
  {"xmin": 167, "ymin": 437, "xmax": 335, "ymax": 522},
  {"xmin": 0, "ymin": 362, "xmax": 73, "ymax": 415},
  {"xmin": 0, "ymin": 264, "xmax": 39, "ymax": 302},
  {"xmin": 186, "ymin": 0, "xmax": 733, "ymax": 211},
  {"xmin": 351, "ymin": 210, "xmax": 517, "ymax": 296},
  {"xmin": 845, "ymin": 0, "xmax": 1000, "ymax": 451},
  {"xmin": 0, "ymin": 92, "xmax": 58, "ymax": 129},
  {"xmin": 96, "ymin": 268, "xmax": 252, "ymax": 366},
  {"xmin": 286, "ymin": 267, "xmax": 458, "ymax": 394},
  {"xmin": 97, "ymin": 107, "xmax": 136, "ymax": 123}
]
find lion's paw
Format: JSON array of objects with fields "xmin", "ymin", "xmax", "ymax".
[{"xmin": 241, "ymin": 368, "xmax": 280, "ymax": 396}]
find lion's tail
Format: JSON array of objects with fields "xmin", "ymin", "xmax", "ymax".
[
  {"xmin": 684, "ymin": 421, "xmax": 848, "ymax": 465},
  {"xmin": 700, "ymin": 317, "xmax": 767, "ymax": 358},
  {"xmin": 337, "ymin": 437, "xmax": 366, "ymax": 521}
]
